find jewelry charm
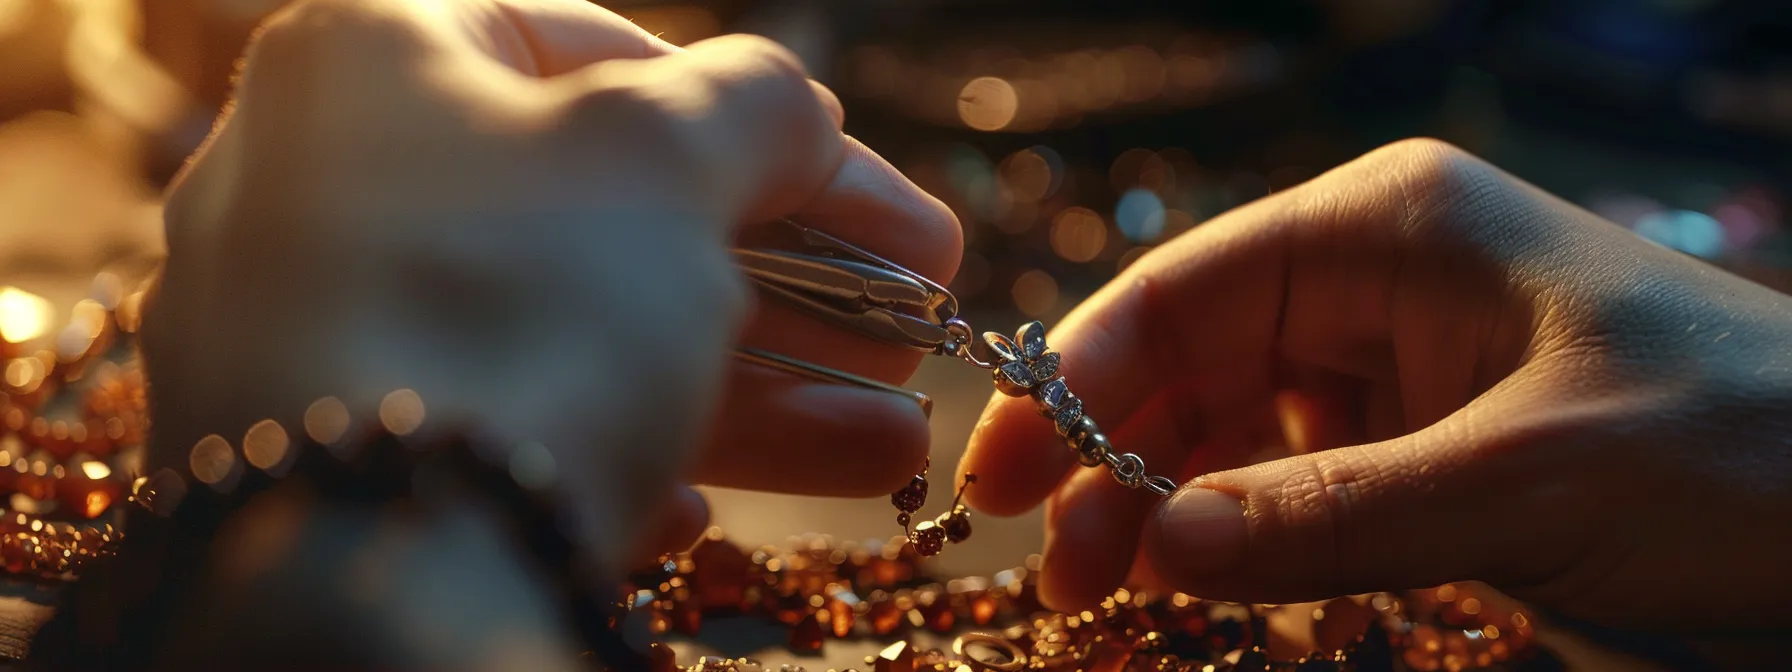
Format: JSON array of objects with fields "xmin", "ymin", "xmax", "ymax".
[
  {"xmin": 733, "ymin": 221, "xmax": 1182, "ymax": 556},
  {"xmin": 890, "ymin": 457, "xmax": 976, "ymax": 557}
]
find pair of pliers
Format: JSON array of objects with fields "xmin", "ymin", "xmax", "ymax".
[{"xmin": 730, "ymin": 221, "xmax": 961, "ymax": 417}]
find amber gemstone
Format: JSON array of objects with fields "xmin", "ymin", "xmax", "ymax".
[
  {"xmin": 689, "ymin": 534, "xmax": 752, "ymax": 610},
  {"xmin": 970, "ymin": 593, "xmax": 998, "ymax": 625},
  {"xmin": 827, "ymin": 597, "xmax": 854, "ymax": 638},
  {"xmin": 1312, "ymin": 597, "xmax": 1377, "ymax": 655},
  {"xmin": 1087, "ymin": 639, "xmax": 1134, "ymax": 672},
  {"xmin": 916, "ymin": 591, "xmax": 954, "ymax": 633},
  {"xmin": 868, "ymin": 595, "xmax": 903, "ymax": 635},
  {"xmin": 650, "ymin": 643, "xmax": 679, "ymax": 672},
  {"xmin": 874, "ymin": 641, "xmax": 915, "ymax": 672},
  {"xmin": 1233, "ymin": 647, "xmax": 1270, "ymax": 672},
  {"xmin": 670, "ymin": 599, "xmax": 702, "ymax": 635},
  {"xmin": 788, "ymin": 611, "xmax": 825, "ymax": 652}
]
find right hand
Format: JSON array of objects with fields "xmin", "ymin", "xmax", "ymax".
[{"xmin": 960, "ymin": 138, "xmax": 1792, "ymax": 637}]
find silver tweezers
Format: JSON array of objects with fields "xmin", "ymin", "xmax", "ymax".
[{"xmin": 731, "ymin": 221, "xmax": 961, "ymax": 417}]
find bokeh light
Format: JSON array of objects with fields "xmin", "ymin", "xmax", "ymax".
[
  {"xmin": 1115, "ymin": 188, "xmax": 1167, "ymax": 243},
  {"xmin": 1050, "ymin": 207, "xmax": 1108, "ymax": 263},
  {"xmin": 0, "ymin": 287, "xmax": 52, "ymax": 343},
  {"xmin": 999, "ymin": 148, "xmax": 1059, "ymax": 202},
  {"xmin": 1011, "ymin": 270, "xmax": 1059, "ymax": 317},
  {"xmin": 1634, "ymin": 209, "xmax": 1726, "ymax": 258},
  {"xmin": 958, "ymin": 77, "xmax": 1019, "ymax": 131}
]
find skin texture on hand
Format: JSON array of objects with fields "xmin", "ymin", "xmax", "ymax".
[
  {"xmin": 140, "ymin": 0, "xmax": 961, "ymax": 578},
  {"xmin": 958, "ymin": 138, "xmax": 1792, "ymax": 636}
]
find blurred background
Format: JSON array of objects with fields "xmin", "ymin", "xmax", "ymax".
[{"xmin": 0, "ymin": 0, "xmax": 1787, "ymax": 664}]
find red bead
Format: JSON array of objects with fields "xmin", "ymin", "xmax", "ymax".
[
  {"xmin": 890, "ymin": 475, "xmax": 928, "ymax": 513},
  {"xmin": 937, "ymin": 506, "xmax": 972, "ymax": 543},
  {"xmin": 910, "ymin": 522, "xmax": 946, "ymax": 556}
]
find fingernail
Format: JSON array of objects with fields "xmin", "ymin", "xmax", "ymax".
[{"xmin": 1153, "ymin": 487, "xmax": 1248, "ymax": 578}]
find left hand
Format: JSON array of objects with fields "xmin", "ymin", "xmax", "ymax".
[{"xmin": 142, "ymin": 0, "xmax": 961, "ymax": 572}]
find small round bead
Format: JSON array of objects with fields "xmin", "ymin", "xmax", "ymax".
[
  {"xmin": 937, "ymin": 505, "xmax": 972, "ymax": 543},
  {"xmin": 1077, "ymin": 433, "xmax": 1112, "ymax": 468},
  {"xmin": 896, "ymin": 512, "xmax": 910, "ymax": 527},
  {"xmin": 911, "ymin": 521, "xmax": 947, "ymax": 556},
  {"xmin": 1063, "ymin": 415, "xmax": 1099, "ymax": 450}
]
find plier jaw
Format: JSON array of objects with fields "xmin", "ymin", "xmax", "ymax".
[{"xmin": 733, "ymin": 223, "xmax": 959, "ymax": 355}]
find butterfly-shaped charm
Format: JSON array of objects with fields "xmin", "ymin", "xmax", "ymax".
[
  {"xmin": 983, "ymin": 321, "xmax": 1061, "ymax": 395},
  {"xmin": 984, "ymin": 321, "xmax": 1090, "ymax": 437}
]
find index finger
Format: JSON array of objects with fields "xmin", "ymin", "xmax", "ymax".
[{"xmin": 954, "ymin": 192, "xmax": 1292, "ymax": 515}]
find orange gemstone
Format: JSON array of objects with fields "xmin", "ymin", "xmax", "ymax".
[
  {"xmin": 670, "ymin": 599, "xmax": 702, "ymax": 635},
  {"xmin": 688, "ymin": 534, "xmax": 752, "ymax": 610},
  {"xmin": 874, "ymin": 641, "xmax": 915, "ymax": 672},
  {"xmin": 650, "ymin": 643, "xmax": 679, "ymax": 672},
  {"xmin": 970, "ymin": 593, "xmax": 998, "ymax": 625},
  {"xmin": 828, "ymin": 597, "xmax": 854, "ymax": 638},
  {"xmin": 788, "ymin": 611, "xmax": 825, "ymax": 652},
  {"xmin": 869, "ymin": 597, "xmax": 903, "ymax": 635},
  {"xmin": 916, "ymin": 590, "xmax": 954, "ymax": 633}
]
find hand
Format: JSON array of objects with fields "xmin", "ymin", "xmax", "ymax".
[
  {"xmin": 959, "ymin": 138, "xmax": 1792, "ymax": 634},
  {"xmin": 141, "ymin": 0, "xmax": 959, "ymax": 575}
]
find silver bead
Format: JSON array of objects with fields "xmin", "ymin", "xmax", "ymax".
[
  {"xmin": 1062, "ymin": 415, "xmax": 1099, "ymax": 450},
  {"xmin": 1077, "ymin": 432, "xmax": 1111, "ymax": 468}
]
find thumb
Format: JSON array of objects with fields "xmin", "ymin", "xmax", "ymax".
[{"xmin": 1143, "ymin": 384, "xmax": 1593, "ymax": 603}]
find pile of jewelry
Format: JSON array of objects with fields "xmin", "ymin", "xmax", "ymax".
[
  {"xmin": 0, "ymin": 275, "xmax": 148, "ymax": 580},
  {"xmin": 617, "ymin": 530, "xmax": 1544, "ymax": 672}
]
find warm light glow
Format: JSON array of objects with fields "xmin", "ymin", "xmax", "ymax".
[
  {"xmin": 4, "ymin": 358, "xmax": 44, "ymax": 392},
  {"xmin": 0, "ymin": 287, "xmax": 53, "ymax": 344},
  {"xmin": 304, "ymin": 397, "xmax": 350, "ymax": 444},
  {"xmin": 189, "ymin": 434, "xmax": 236, "ymax": 486},
  {"xmin": 1050, "ymin": 207, "xmax": 1108, "ymax": 263},
  {"xmin": 84, "ymin": 490, "xmax": 112, "ymax": 519},
  {"xmin": 379, "ymin": 389, "xmax": 427, "ymax": 436},
  {"xmin": 1011, "ymin": 270, "xmax": 1059, "ymax": 318},
  {"xmin": 81, "ymin": 461, "xmax": 111, "ymax": 480},
  {"xmin": 243, "ymin": 418, "xmax": 291, "ymax": 470},
  {"xmin": 999, "ymin": 149, "xmax": 1056, "ymax": 202},
  {"xmin": 957, "ymin": 77, "xmax": 1019, "ymax": 131}
]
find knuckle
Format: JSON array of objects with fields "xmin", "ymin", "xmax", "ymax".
[
  {"xmin": 1332, "ymin": 137, "xmax": 1518, "ymax": 242},
  {"xmin": 248, "ymin": 0, "xmax": 430, "ymax": 72}
]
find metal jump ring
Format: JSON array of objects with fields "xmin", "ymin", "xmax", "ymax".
[
  {"xmin": 1109, "ymin": 452, "xmax": 1146, "ymax": 489},
  {"xmin": 953, "ymin": 633, "xmax": 1026, "ymax": 672}
]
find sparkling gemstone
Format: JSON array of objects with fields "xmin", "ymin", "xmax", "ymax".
[
  {"xmin": 874, "ymin": 641, "xmax": 915, "ymax": 672},
  {"xmin": 1054, "ymin": 399, "xmax": 1085, "ymax": 436},
  {"xmin": 1029, "ymin": 352, "xmax": 1060, "ymax": 381},
  {"xmin": 911, "ymin": 522, "xmax": 946, "ymax": 556},
  {"xmin": 868, "ymin": 597, "xmax": 904, "ymax": 635},
  {"xmin": 1017, "ymin": 322, "xmax": 1048, "ymax": 360},
  {"xmin": 891, "ymin": 476, "xmax": 928, "ymax": 514},
  {"xmin": 937, "ymin": 506, "xmax": 972, "ymax": 543},
  {"xmin": 1233, "ymin": 647, "xmax": 1270, "ymax": 672},
  {"xmin": 827, "ymin": 596, "xmax": 855, "ymax": 638},
  {"xmin": 1035, "ymin": 378, "xmax": 1070, "ymax": 411},
  {"xmin": 788, "ymin": 611, "xmax": 825, "ymax": 652},
  {"xmin": 688, "ymin": 535, "xmax": 752, "ymax": 610},
  {"xmin": 996, "ymin": 361, "xmax": 1036, "ymax": 393},
  {"xmin": 970, "ymin": 592, "xmax": 998, "ymax": 625},
  {"xmin": 915, "ymin": 590, "xmax": 954, "ymax": 632}
]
